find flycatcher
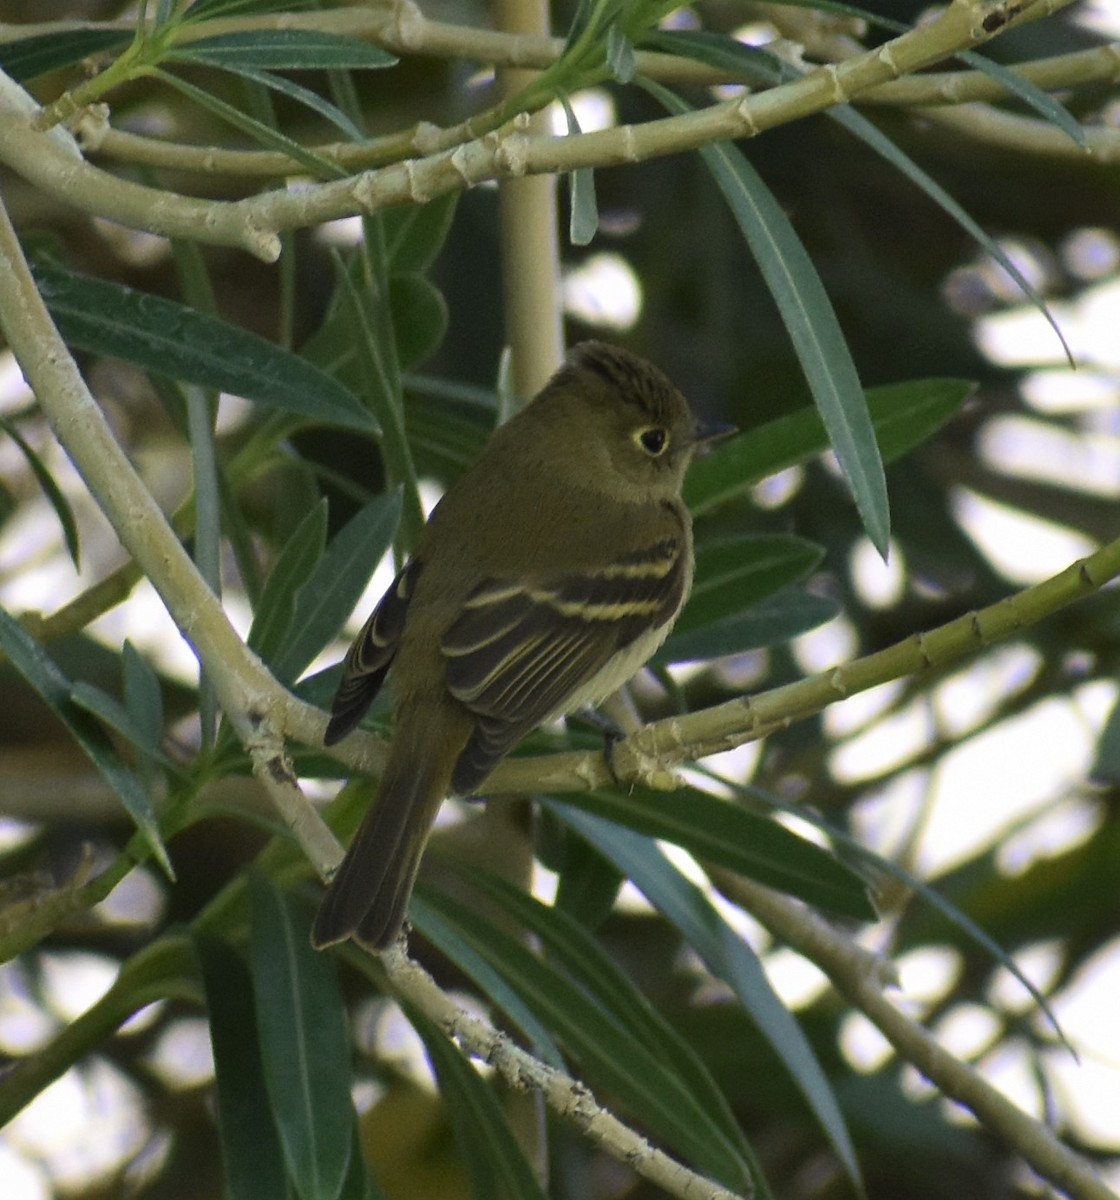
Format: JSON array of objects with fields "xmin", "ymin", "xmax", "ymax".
[{"xmin": 312, "ymin": 341, "xmax": 733, "ymax": 951}]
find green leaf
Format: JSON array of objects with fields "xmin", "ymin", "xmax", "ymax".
[
  {"xmin": 409, "ymin": 895, "xmax": 565, "ymax": 1069},
  {"xmin": 685, "ymin": 378, "xmax": 975, "ymax": 516},
  {"xmin": 154, "ymin": 67, "xmax": 346, "ymax": 179},
  {"xmin": 275, "ymin": 489, "xmax": 403, "ymax": 685},
  {"xmin": 0, "ymin": 29, "xmax": 130, "ymax": 82},
  {"xmin": 676, "ymin": 534, "xmax": 823, "ymax": 637},
  {"xmin": 330, "ymin": 247, "xmax": 423, "ymax": 542},
  {"xmin": 34, "ymin": 265, "xmax": 376, "ymax": 433},
  {"xmin": 557, "ymin": 811, "xmax": 863, "ymax": 1195},
  {"xmin": 248, "ymin": 873, "xmax": 353, "ymax": 1200},
  {"xmin": 70, "ymin": 682, "xmax": 171, "ymax": 766},
  {"xmin": 248, "ymin": 500, "xmax": 329, "ymax": 669},
  {"xmin": 544, "ymin": 788, "xmax": 875, "ymax": 921},
  {"xmin": 388, "ymin": 274, "xmax": 448, "ymax": 370},
  {"xmin": 198, "ymin": 935, "xmax": 294, "ymax": 1200},
  {"xmin": 413, "ymin": 886, "xmax": 755, "ymax": 1192},
  {"xmin": 559, "ymin": 96, "xmax": 598, "ymax": 246},
  {"xmin": 606, "ymin": 26, "xmax": 637, "ymax": 83},
  {"xmin": 461, "ymin": 869, "xmax": 757, "ymax": 1173},
  {"xmin": 658, "ymin": 587, "xmax": 838, "ymax": 664},
  {"xmin": 171, "ymin": 30, "xmax": 397, "ymax": 71},
  {"xmin": 123, "ymin": 641, "xmax": 164, "ymax": 753},
  {"xmin": 212, "ymin": 65, "xmax": 367, "ymax": 141},
  {"xmin": 646, "ymin": 28, "xmax": 1073, "ymax": 363},
  {"xmin": 646, "ymin": 82, "xmax": 889, "ymax": 554},
  {"xmin": 0, "ymin": 607, "xmax": 172, "ymax": 878},
  {"xmin": 383, "ymin": 193, "xmax": 459, "ymax": 273},
  {"xmin": 406, "ymin": 1004, "xmax": 552, "ymax": 1200},
  {"xmin": 0, "ymin": 413, "xmax": 80, "ymax": 568}
]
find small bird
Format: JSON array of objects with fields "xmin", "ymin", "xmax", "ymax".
[{"xmin": 312, "ymin": 341, "xmax": 734, "ymax": 951}]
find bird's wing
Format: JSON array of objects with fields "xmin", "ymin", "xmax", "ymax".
[
  {"xmin": 442, "ymin": 535, "xmax": 687, "ymax": 792},
  {"xmin": 324, "ymin": 559, "xmax": 422, "ymax": 745}
]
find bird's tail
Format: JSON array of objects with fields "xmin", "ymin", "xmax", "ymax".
[{"xmin": 311, "ymin": 739, "xmax": 455, "ymax": 951}]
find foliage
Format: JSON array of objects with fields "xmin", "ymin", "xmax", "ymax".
[{"xmin": 0, "ymin": 2, "xmax": 1118, "ymax": 1199}]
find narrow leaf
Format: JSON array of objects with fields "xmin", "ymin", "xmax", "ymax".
[
  {"xmin": 198, "ymin": 935, "xmax": 293, "ymax": 1200},
  {"xmin": 606, "ymin": 26, "xmax": 637, "ymax": 83},
  {"xmin": 123, "ymin": 641, "xmax": 164, "ymax": 752},
  {"xmin": 70, "ymin": 682, "xmax": 171, "ymax": 766},
  {"xmin": 675, "ymin": 534, "xmax": 823, "ymax": 636},
  {"xmin": 275, "ymin": 489, "xmax": 402, "ymax": 684},
  {"xmin": 248, "ymin": 874, "xmax": 353, "ymax": 1200},
  {"xmin": 248, "ymin": 500, "xmax": 329, "ymax": 668},
  {"xmin": 646, "ymin": 29, "xmax": 1073, "ymax": 363},
  {"xmin": 414, "ymin": 885, "xmax": 755, "ymax": 1191},
  {"xmin": 0, "ymin": 29, "xmax": 130, "ymax": 81},
  {"xmin": 171, "ymin": 30, "xmax": 397, "ymax": 71},
  {"xmin": 685, "ymin": 378, "xmax": 975, "ymax": 516},
  {"xmin": 557, "ymin": 810, "xmax": 863, "ymax": 1194},
  {"xmin": 154, "ymin": 67, "xmax": 345, "ymax": 179},
  {"xmin": 0, "ymin": 413, "xmax": 80, "ymax": 567},
  {"xmin": 461, "ymin": 868, "xmax": 755, "ymax": 1167},
  {"xmin": 647, "ymin": 82, "xmax": 888, "ymax": 553},
  {"xmin": 0, "ymin": 607, "xmax": 172, "ymax": 877},
  {"xmin": 34, "ymin": 265, "xmax": 375, "ymax": 433},
  {"xmin": 657, "ymin": 587, "xmax": 838, "ymax": 664},
  {"xmin": 544, "ymin": 789, "xmax": 874, "ymax": 921},
  {"xmin": 409, "ymin": 894, "xmax": 565, "ymax": 1068},
  {"xmin": 559, "ymin": 96, "xmax": 598, "ymax": 246},
  {"xmin": 407, "ymin": 1004, "xmax": 552, "ymax": 1200}
]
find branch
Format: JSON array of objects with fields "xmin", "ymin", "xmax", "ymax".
[
  {"xmin": 3, "ymin": 0, "xmax": 1079, "ymax": 248},
  {"xmin": 0, "ymin": 191, "xmax": 333, "ymax": 850},
  {"xmin": 380, "ymin": 945, "xmax": 749, "ymax": 1200},
  {"xmin": 719, "ymin": 875, "xmax": 1118, "ymax": 1200},
  {"xmin": 0, "ymin": 75, "xmax": 279, "ymax": 259}
]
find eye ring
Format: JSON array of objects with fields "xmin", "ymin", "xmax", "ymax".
[{"xmin": 634, "ymin": 426, "xmax": 669, "ymax": 456}]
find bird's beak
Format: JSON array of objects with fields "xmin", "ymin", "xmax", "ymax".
[{"xmin": 693, "ymin": 419, "xmax": 738, "ymax": 450}]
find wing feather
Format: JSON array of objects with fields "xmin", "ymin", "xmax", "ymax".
[{"xmin": 444, "ymin": 533, "xmax": 687, "ymax": 792}]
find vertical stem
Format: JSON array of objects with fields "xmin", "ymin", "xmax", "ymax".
[
  {"xmin": 495, "ymin": 0, "xmax": 565, "ymax": 398},
  {"xmin": 491, "ymin": 0, "xmax": 561, "ymax": 1182}
]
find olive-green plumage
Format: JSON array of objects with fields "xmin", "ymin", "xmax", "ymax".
[{"xmin": 312, "ymin": 342, "xmax": 732, "ymax": 951}]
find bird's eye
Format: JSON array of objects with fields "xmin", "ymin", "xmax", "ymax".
[{"xmin": 635, "ymin": 426, "xmax": 668, "ymax": 456}]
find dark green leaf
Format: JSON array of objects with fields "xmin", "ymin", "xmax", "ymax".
[
  {"xmin": 413, "ymin": 886, "xmax": 755, "ymax": 1191},
  {"xmin": 70, "ymin": 682, "xmax": 171, "ymax": 766},
  {"xmin": 248, "ymin": 873, "xmax": 353, "ymax": 1200},
  {"xmin": 647, "ymin": 29, "xmax": 1073, "ymax": 363},
  {"xmin": 556, "ymin": 811, "xmax": 862, "ymax": 1194},
  {"xmin": 198, "ymin": 935, "xmax": 293, "ymax": 1200},
  {"xmin": 658, "ymin": 587, "xmax": 838, "ymax": 664},
  {"xmin": 172, "ymin": 30, "xmax": 397, "ymax": 70},
  {"xmin": 685, "ymin": 378, "xmax": 975, "ymax": 516},
  {"xmin": 0, "ymin": 608, "xmax": 172, "ymax": 877},
  {"xmin": 34, "ymin": 265, "xmax": 376, "ymax": 433},
  {"xmin": 406, "ymin": 1004, "xmax": 551, "ymax": 1200},
  {"xmin": 331, "ymin": 248, "xmax": 423, "ymax": 541},
  {"xmin": 249, "ymin": 500, "xmax": 328, "ymax": 668},
  {"xmin": 544, "ymin": 788, "xmax": 874, "ymax": 921},
  {"xmin": 389, "ymin": 274, "xmax": 448, "ymax": 370},
  {"xmin": 675, "ymin": 534, "xmax": 823, "ymax": 636},
  {"xmin": 0, "ymin": 413, "xmax": 80, "ymax": 568},
  {"xmin": 154, "ymin": 67, "xmax": 345, "ymax": 178},
  {"xmin": 410, "ymin": 895, "xmax": 565, "ymax": 1068},
  {"xmin": 382, "ymin": 193, "xmax": 459, "ymax": 273},
  {"xmin": 276, "ymin": 489, "xmax": 403, "ymax": 684},
  {"xmin": 123, "ymin": 641, "xmax": 164, "ymax": 753},
  {"xmin": 209, "ymin": 65, "xmax": 367, "ymax": 141},
  {"xmin": 462, "ymin": 869, "xmax": 755, "ymax": 1169},
  {"xmin": 0, "ymin": 29, "xmax": 130, "ymax": 82}
]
